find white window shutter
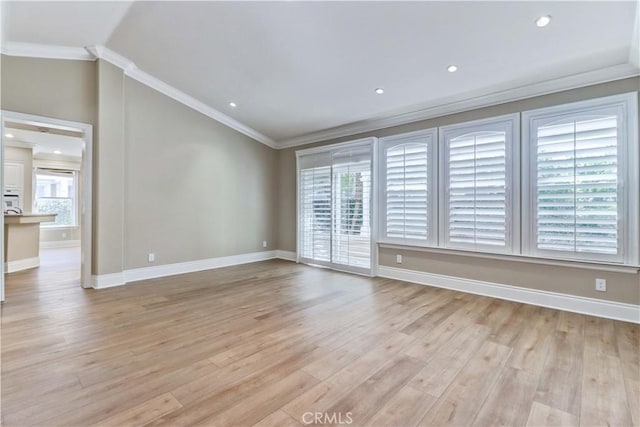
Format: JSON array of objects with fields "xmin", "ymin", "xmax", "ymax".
[
  {"xmin": 440, "ymin": 115, "xmax": 518, "ymax": 253},
  {"xmin": 535, "ymin": 115, "xmax": 619, "ymax": 255},
  {"xmin": 379, "ymin": 129, "xmax": 437, "ymax": 246},
  {"xmin": 523, "ymin": 93, "xmax": 639, "ymax": 265},
  {"xmin": 299, "ymin": 165, "xmax": 332, "ymax": 262}
]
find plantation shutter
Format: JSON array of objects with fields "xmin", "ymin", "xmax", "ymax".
[
  {"xmin": 448, "ymin": 131, "xmax": 507, "ymax": 248},
  {"xmin": 297, "ymin": 139, "xmax": 375, "ymax": 274},
  {"xmin": 331, "ymin": 147, "xmax": 372, "ymax": 268},
  {"xmin": 299, "ymin": 153, "xmax": 332, "ymax": 262},
  {"xmin": 534, "ymin": 114, "xmax": 620, "ymax": 257},
  {"xmin": 385, "ymin": 144, "xmax": 429, "ymax": 240},
  {"xmin": 379, "ymin": 129, "xmax": 436, "ymax": 246},
  {"xmin": 441, "ymin": 116, "xmax": 517, "ymax": 253}
]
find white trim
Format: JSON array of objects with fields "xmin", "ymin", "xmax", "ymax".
[
  {"xmin": 370, "ymin": 137, "xmax": 379, "ymax": 277},
  {"xmin": 2, "ymin": 42, "xmax": 638, "ymax": 151},
  {"xmin": 378, "ymin": 243, "xmax": 640, "ymax": 274},
  {"xmin": 125, "ymin": 251, "xmax": 276, "ymax": 283},
  {"xmin": 5, "ymin": 140, "xmax": 36, "ymax": 150},
  {"xmin": 1, "ymin": 41, "xmax": 95, "ymax": 61},
  {"xmin": 275, "ymin": 250, "xmax": 297, "ymax": 261},
  {"xmin": 378, "ymin": 128, "xmax": 438, "ymax": 247},
  {"xmin": 92, "ymin": 272, "xmax": 126, "ymax": 289},
  {"xmin": 1, "ymin": 43, "xmax": 275, "ymax": 147},
  {"xmin": 277, "ymin": 63, "xmax": 640, "ymax": 149},
  {"xmin": 521, "ymin": 92, "xmax": 639, "ymax": 266},
  {"xmin": 85, "ymin": 46, "xmax": 276, "ymax": 148},
  {"xmin": 5, "ymin": 257, "xmax": 39, "ymax": 273},
  {"xmin": 438, "ymin": 113, "xmax": 520, "ymax": 254},
  {"xmin": 296, "ymin": 137, "xmax": 377, "ymax": 275},
  {"xmin": 33, "ymin": 158, "xmax": 81, "ymax": 171},
  {"xmin": 40, "ymin": 240, "xmax": 81, "ymax": 249},
  {"xmin": 92, "ymin": 250, "xmax": 278, "ymax": 289},
  {"xmin": 2, "ymin": 110, "xmax": 94, "ymax": 290},
  {"xmin": 295, "ymin": 137, "xmax": 377, "ymax": 157},
  {"xmin": 377, "ymin": 265, "xmax": 640, "ymax": 324}
]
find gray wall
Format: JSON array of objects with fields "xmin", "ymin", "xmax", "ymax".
[
  {"xmin": 95, "ymin": 59, "xmax": 126, "ymax": 275},
  {"xmin": 40, "ymin": 227, "xmax": 81, "ymax": 244},
  {"xmin": 2, "ymin": 55, "xmax": 278, "ymax": 276},
  {"xmin": 2, "ymin": 53, "xmax": 638, "ymax": 305},
  {"xmin": 1, "ymin": 55, "xmax": 97, "ymax": 125},
  {"xmin": 277, "ymin": 77, "xmax": 640, "ymax": 305},
  {"xmin": 123, "ymin": 77, "xmax": 277, "ymax": 269}
]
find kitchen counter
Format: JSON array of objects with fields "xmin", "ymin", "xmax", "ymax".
[
  {"xmin": 4, "ymin": 213, "xmax": 57, "ymax": 224},
  {"xmin": 4, "ymin": 213, "xmax": 57, "ymax": 272}
]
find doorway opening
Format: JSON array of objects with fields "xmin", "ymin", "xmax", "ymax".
[{"xmin": 1, "ymin": 111, "xmax": 93, "ymax": 301}]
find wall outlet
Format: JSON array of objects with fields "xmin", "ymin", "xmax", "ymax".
[
  {"xmin": 396, "ymin": 254, "xmax": 403, "ymax": 264},
  {"xmin": 148, "ymin": 253, "xmax": 155, "ymax": 263},
  {"xmin": 262, "ymin": 241, "xmax": 268, "ymax": 248},
  {"xmin": 595, "ymin": 278, "xmax": 607, "ymax": 292}
]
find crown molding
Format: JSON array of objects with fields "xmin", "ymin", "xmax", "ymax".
[
  {"xmin": 1, "ymin": 41, "xmax": 94, "ymax": 61},
  {"xmin": 5, "ymin": 140, "xmax": 36, "ymax": 149},
  {"xmin": 86, "ymin": 46, "xmax": 277, "ymax": 148},
  {"xmin": 2, "ymin": 42, "xmax": 276, "ymax": 148},
  {"xmin": 3, "ymin": 42, "xmax": 639, "ymax": 151},
  {"xmin": 277, "ymin": 62, "xmax": 640, "ymax": 149}
]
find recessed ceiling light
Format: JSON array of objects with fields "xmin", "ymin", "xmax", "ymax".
[
  {"xmin": 375, "ymin": 88, "xmax": 384, "ymax": 95},
  {"xmin": 535, "ymin": 15, "xmax": 551, "ymax": 27},
  {"xmin": 54, "ymin": 150, "xmax": 62, "ymax": 155},
  {"xmin": 229, "ymin": 102, "xmax": 237, "ymax": 108},
  {"xmin": 5, "ymin": 133, "xmax": 14, "ymax": 138},
  {"xmin": 447, "ymin": 65, "xmax": 458, "ymax": 73}
]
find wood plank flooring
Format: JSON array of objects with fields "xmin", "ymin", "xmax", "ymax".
[{"xmin": 2, "ymin": 248, "xmax": 638, "ymax": 426}]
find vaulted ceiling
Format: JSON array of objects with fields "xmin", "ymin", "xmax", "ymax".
[{"xmin": 2, "ymin": 1, "xmax": 639, "ymax": 148}]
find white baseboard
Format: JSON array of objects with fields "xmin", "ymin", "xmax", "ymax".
[
  {"xmin": 275, "ymin": 250, "xmax": 297, "ymax": 262},
  {"xmin": 377, "ymin": 265, "xmax": 640, "ymax": 324},
  {"xmin": 124, "ymin": 250, "xmax": 277, "ymax": 283},
  {"xmin": 40, "ymin": 240, "xmax": 81, "ymax": 249},
  {"xmin": 5, "ymin": 257, "xmax": 39, "ymax": 273},
  {"xmin": 92, "ymin": 272, "xmax": 126, "ymax": 289},
  {"xmin": 92, "ymin": 250, "xmax": 292, "ymax": 289}
]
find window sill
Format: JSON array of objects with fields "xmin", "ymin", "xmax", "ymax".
[
  {"xmin": 378, "ymin": 243, "xmax": 640, "ymax": 274},
  {"xmin": 40, "ymin": 225, "xmax": 79, "ymax": 230}
]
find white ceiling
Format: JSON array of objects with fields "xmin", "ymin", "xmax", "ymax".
[
  {"xmin": 3, "ymin": 1, "xmax": 132, "ymax": 47},
  {"xmin": 5, "ymin": 128, "xmax": 83, "ymax": 159},
  {"xmin": 2, "ymin": 1, "xmax": 639, "ymax": 146}
]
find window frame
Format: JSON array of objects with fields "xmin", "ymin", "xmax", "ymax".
[
  {"xmin": 438, "ymin": 113, "xmax": 520, "ymax": 254},
  {"xmin": 522, "ymin": 92, "xmax": 639, "ymax": 266},
  {"xmin": 296, "ymin": 137, "xmax": 378, "ymax": 276},
  {"xmin": 34, "ymin": 168, "xmax": 79, "ymax": 229},
  {"xmin": 378, "ymin": 128, "xmax": 438, "ymax": 247}
]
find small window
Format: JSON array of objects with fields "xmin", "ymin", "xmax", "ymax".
[
  {"xmin": 34, "ymin": 169, "xmax": 78, "ymax": 227},
  {"xmin": 440, "ymin": 114, "xmax": 519, "ymax": 253},
  {"xmin": 523, "ymin": 93, "xmax": 638, "ymax": 265},
  {"xmin": 379, "ymin": 129, "xmax": 437, "ymax": 246}
]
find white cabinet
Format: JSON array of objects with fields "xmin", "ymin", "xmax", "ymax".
[
  {"xmin": 4, "ymin": 161, "xmax": 24, "ymax": 209},
  {"xmin": 4, "ymin": 162, "xmax": 24, "ymax": 189}
]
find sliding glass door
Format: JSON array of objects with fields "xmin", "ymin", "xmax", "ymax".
[{"xmin": 297, "ymin": 139, "xmax": 375, "ymax": 275}]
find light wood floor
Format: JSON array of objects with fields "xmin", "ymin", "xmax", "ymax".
[{"xmin": 2, "ymin": 248, "xmax": 638, "ymax": 426}]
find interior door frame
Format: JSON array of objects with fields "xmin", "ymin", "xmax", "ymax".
[
  {"xmin": 1, "ymin": 110, "xmax": 94, "ymax": 301},
  {"xmin": 295, "ymin": 137, "xmax": 378, "ymax": 276}
]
